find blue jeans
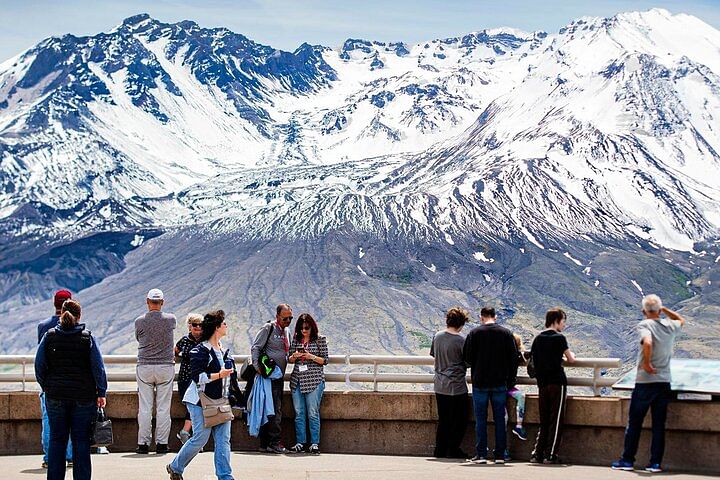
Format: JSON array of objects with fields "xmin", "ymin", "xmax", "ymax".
[
  {"xmin": 45, "ymin": 396, "xmax": 96, "ymax": 480},
  {"xmin": 472, "ymin": 386, "xmax": 507, "ymax": 459},
  {"xmin": 621, "ymin": 382, "xmax": 671, "ymax": 465},
  {"xmin": 170, "ymin": 402, "xmax": 234, "ymax": 480},
  {"xmin": 41, "ymin": 392, "xmax": 72, "ymax": 463},
  {"xmin": 292, "ymin": 382, "xmax": 325, "ymax": 444}
]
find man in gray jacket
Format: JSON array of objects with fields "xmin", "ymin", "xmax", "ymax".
[
  {"xmin": 134, "ymin": 288, "xmax": 176, "ymax": 454},
  {"xmin": 251, "ymin": 303, "xmax": 292, "ymax": 454}
]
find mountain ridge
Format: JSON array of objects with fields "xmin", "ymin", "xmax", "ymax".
[{"xmin": 1, "ymin": 8, "xmax": 719, "ymax": 359}]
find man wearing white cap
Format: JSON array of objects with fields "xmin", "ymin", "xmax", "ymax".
[{"xmin": 134, "ymin": 288, "xmax": 177, "ymax": 454}]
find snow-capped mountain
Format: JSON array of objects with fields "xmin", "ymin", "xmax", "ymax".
[{"xmin": 1, "ymin": 9, "xmax": 719, "ymax": 358}]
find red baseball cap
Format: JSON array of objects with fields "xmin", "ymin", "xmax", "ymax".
[{"xmin": 53, "ymin": 289, "xmax": 72, "ymax": 310}]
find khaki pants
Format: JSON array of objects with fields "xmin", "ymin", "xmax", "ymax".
[{"xmin": 136, "ymin": 364, "xmax": 175, "ymax": 446}]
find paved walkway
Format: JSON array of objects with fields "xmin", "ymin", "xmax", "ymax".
[{"xmin": 5, "ymin": 452, "xmax": 718, "ymax": 479}]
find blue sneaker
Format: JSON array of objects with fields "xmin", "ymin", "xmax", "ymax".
[
  {"xmin": 611, "ymin": 459, "xmax": 634, "ymax": 471},
  {"xmin": 645, "ymin": 464, "xmax": 662, "ymax": 473},
  {"xmin": 512, "ymin": 426, "xmax": 528, "ymax": 441}
]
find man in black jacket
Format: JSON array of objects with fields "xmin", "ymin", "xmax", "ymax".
[{"xmin": 463, "ymin": 306, "xmax": 518, "ymax": 464}]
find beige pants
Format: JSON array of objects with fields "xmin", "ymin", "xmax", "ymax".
[{"xmin": 136, "ymin": 364, "xmax": 175, "ymax": 446}]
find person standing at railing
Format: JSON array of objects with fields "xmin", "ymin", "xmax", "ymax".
[
  {"xmin": 174, "ymin": 313, "xmax": 204, "ymax": 445},
  {"xmin": 430, "ymin": 307, "xmax": 469, "ymax": 459},
  {"xmin": 503, "ymin": 333, "xmax": 528, "ymax": 461},
  {"xmin": 34, "ymin": 299, "xmax": 108, "ymax": 480},
  {"xmin": 463, "ymin": 306, "xmax": 519, "ymax": 464},
  {"xmin": 134, "ymin": 288, "xmax": 177, "ymax": 454},
  {"xmin": 288, "ymin": 313, "xmax": 329, "ymax": 454},
  {"xmin": 611, "ymin": 295, "xmax": 686, "ymax": 474},
  {"xmin": 530, "ymin": 308, "xmax": 576, "ymax": 465},
  {"xmin": 36, "ymin": 289, "xmax": 74, "ymax": 470},
  {"xmin": 251, "ymin": 303, "xmax": 292, "ymax": 454}
]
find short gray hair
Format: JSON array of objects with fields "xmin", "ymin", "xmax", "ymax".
[
  {"xmin": 642, "ymin": 294, "xmax": 663, "ymax": 313},
  {"xmin": 186, "ymin": 312, "xmax": 203, "ymax": 325}
]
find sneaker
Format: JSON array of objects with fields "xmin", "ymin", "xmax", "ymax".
[
  {"xmin": 611, "ymin": 459, "xmax": 634, "ymax": 471},
  {"xmin": 529, "ymin": 453, "xmax": 543, "ymax": 464},
  {"xmin": 289, "ymin": 443, "xmax": 305, "ymax": 453},
  {"xmin": 544, "ymin": 455, "xmax": 563, "ymax": 465},
  {"xmin": 66, "ymin": 461, "xmax": 73, "ymax": 468},
  {"xmin": 503, "ymin": 449, "xmax": 512, "ymax": 462},
  {"xmin": 495, "ymin": 458, "xmax": 505, "ymax": 465},
  {"xmin": 136, "ymin": 444, "xmax": 149, "ymax": 454},
  {"xmin": 644, "ymin": 464, "xmax": 663, "ymax": 473},
  {"xmin": 41, "ymin": 461, "xmax": 48, "ymax": 469},
  {"xmin": 166, "ymin": 464, "xmax": 183, "ymax": 480},
  {"xmin": 156, "ymin": 444, "xmax": 169, "ymax": 454},
  {"xmin": 97, "ymin": 446, "xmax": 110, "ymax": 454},
  {"xmin": 309, "ymin": 444, "xmax": 320, "ymax": 455},
  {"xmin": 469, "ymin": 456, "xmax": 487, "ymax": 464},
  {"xmin": 267, "ymin": 444, "xmax": 288, "ymax": 454},
  {"xmin": 176, "ymin": 430, "xmax": 191, "ymax": 445},
  {"xmin": 512, "ymin": 426, "xmax": 528, "ymax": 441}
]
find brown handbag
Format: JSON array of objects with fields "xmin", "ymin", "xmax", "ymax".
[{"xmin": 199, "ymin": 391, "xmax": 234, "ymax": 428}]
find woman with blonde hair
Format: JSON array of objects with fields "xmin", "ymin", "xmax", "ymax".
[
  {"xmin": 35, "ymin": 299, "xmax": 108, "ymax": 480},
  {"xmin": 174, "ymin": 313, "xmax": 204, "ymax": 444}
]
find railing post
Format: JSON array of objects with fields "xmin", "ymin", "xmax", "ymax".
[
  {"xmin": 344, "ymin": 355, "xmax": 352, "ymax": 390},
  {"xmin": 593, "ymin": 366, "xmax": 601, "ymax": 397},
  {"xmin": 373, "ymin": 361, "xmax": 379, "ymax": 392},
  {"xmin": 21, "ymin": 358, "xmax": 26, "ymax": 392}
]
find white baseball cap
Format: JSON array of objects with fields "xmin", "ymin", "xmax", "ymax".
[{"xmin": 147, "ymin": 288, "xmax": 164, "ymax": 301}]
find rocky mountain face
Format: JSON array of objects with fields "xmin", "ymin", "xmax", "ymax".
[{"xmin": 1, "ymin": 9, "xmax": 719, "ymax": 360}]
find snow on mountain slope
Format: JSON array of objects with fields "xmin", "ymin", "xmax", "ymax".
[{"xmin": 1, "ymin": 8, "xmax": 720, "ymax": 252}]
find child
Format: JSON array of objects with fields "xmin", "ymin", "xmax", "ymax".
[{"xmin": 504, "ymin": 333, "xmax": 528, "ymax": 460}]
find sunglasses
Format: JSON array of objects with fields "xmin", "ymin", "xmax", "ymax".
[
  {"xmin": 282, "ymin": 316, "xmax": 293, "ymax": 321},
  {"xmin": 301, "ymin": 326, "xmax": 311, "ymax": 331},
  {"xmin": 190, "ymin": 323, "xmax": 202, "ymax": 327}
]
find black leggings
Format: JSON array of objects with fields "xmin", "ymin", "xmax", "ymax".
[{"xmin": 434, "ymin": 393, "xmax": 469, "ymax": 457}]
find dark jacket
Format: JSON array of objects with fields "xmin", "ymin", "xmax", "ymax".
[
  {"xmin": 35, "ymin": 324, "xmax": 107, "ymax": 401},
  {"xmin": 462, "ymin": 322, "xmax": 519, "ymax": 389},
  {"xmin": 189, "ymin": 342, "xmax": 241, "ymax": 405},
  {"xmin": 37, "ymin": 315, "xmax": 60, "ymax": 344}
]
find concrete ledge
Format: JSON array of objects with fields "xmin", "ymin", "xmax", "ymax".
[{"xmin": 1, "ymin": 391, "xmax": 718, "ymax": 474}]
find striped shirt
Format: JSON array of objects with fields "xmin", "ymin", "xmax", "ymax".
[{"xmin": 289, "ymin": 336, "xmax": 329, "ymax": 394}]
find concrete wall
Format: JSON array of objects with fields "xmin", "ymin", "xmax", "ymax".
[{"xmin": 1, "ymin": 391, "xmax": 718, "ymax": 474}]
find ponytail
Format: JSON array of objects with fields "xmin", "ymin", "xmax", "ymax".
[{"xmin": 59, "ymin": 299, "xmax": 82, "ymax": 328}]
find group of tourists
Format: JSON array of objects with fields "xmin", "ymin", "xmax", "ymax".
[
  {"xmin": 430, "ymin": 295, "xmax": 685, "ymax": 474},
  {"xmin": 33, "ymin": 286, "xmax": 685, "ymax": 479}
]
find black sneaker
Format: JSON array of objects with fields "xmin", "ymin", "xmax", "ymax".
[
  {"xmin": 469, "ymin": 455, "xmax": 487, "ymax": 464},
  {"xmin": 156, "ymin": 444, "xmax": 169, "ymax": 454},
  {"xmin": 544, "ymin": 455, "xmax": 563, "ymax": 465},
  {"xmin": 166, "ymin": 464, "xmax": 183, "ymax": 480},
  {"xmin": 309, "ymin": 444, "xmax": 320, "ymax": 455},
  {"xmin": 529, "ymin": 454, "xmax": 543, "ymax": 464},
  {"xmin": 267, "ymin": 444, "xmax": 288, "ymax": 454},
  {"xmin": 289, "ymin": 443, "xmax": 305, "ymax": 453},
  {"xmin": 136, "ymin": 444, "xmax": 149, "ymax": 454}
]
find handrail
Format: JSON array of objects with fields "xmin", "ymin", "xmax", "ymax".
[{"xmin": 0, "ymin": 354, "xmax": 622, "ymax": 396}]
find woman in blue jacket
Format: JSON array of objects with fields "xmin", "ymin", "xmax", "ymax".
[
  {"xmin": 167, "ymin": 310, "xmax": 238, "ymax": 480},
  {"xmin": 34, "ymin": 299, "xmax": 107, "ymax": 480}
]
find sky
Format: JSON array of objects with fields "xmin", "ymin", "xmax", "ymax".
[{"xmin": 1, "ymin": 0, "xmax": 720, "ymax": 61}]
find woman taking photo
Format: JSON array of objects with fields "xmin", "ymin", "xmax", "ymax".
[
  {"xmin": 34, "ymin": 299, "xmax": 108, "ymax": 480},
  {"xmin": 288, "ymin": 313, "xmax": 329, "ymax": 454},
  {"xmin": 167, "ymin": 310, "xmax": 236, "ymax": 480},
  {"xmin": 430, "ymin": 307, "xmax": 469, "ymax": 459},
  {"xmin": 174, "ymin": 313, "xmax": 204, "ymax": 444}
]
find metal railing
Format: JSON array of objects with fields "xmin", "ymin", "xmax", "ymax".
[{"xmin": 0, "ymin": 355, "xmax": 621, "ymax": 396}]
